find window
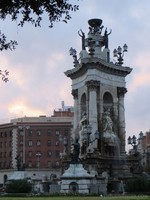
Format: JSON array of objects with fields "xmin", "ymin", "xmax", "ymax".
[
  {"xmin": 47, "ymin": 161, "xmax": 51, "ymax": 168},
  {"xmin": 9, "ymin": 131, "xmax": 12, "ymax": 137},
  {"xmin": 3, "ymin": 162, "xmax": 6, "ymax": 168},
  {"xmin": 20, "ymin": 151, "xmax": 23, "ymax": 157},
  {"xmin": 55, "ymin": 161, "xmax": 59, "ymax": 167},
  {"xmin": 9, "ymin": 161, "xmax": 12, "ymax": 168},
  {"xmin": 55, "ymin": 130, "xmax": 60, "ymax": 136},
  {"xmin": 29, "ymin": 140, "xmax": 32, "ymax": 147},
  {"xmin": 47, "ymin": 140, "xmax": 51, "ymax": 146},
  {"xmin": 28, "ymin": 162, "xmax": 32, "ymax": 167},
  {"xmin": 29, "ymin": 151, "xmax": 32, "ymax": 157},
  {"xmin": 47, "ymin": 151, "xmax": 52, "ymax": 157},
  {"xmin": 9, "ymin": 141, "xmax": 11, "ymax": 147},
  {"xmin": 55, "ymin": 150, "xmax": 60, "ymax": 157},
  {"xmin": 0, "ymin": 152, "xmax": 2, "ymax": 158},
  {"xmin": 4, "ymin": 132, "xmax": 7, "ymax": 137},
  {"xmin": 29, "ymin": 130, "xmax": 32, "ymax": 136},
  {"xmin": 47, "ymin": 130, "xmax": 51, "ymax": 136},
  {"xmin": 64, "ymin": 129, "xmax": 69, "ymax": 136},
  {"xmin": 4, "ymin": 142, "xmax": 7, "ymax": 147},
  {"xmin": 9, "ymin": 152, "xmax": 11, "ymax": 157},
  {"xmin": 19, "ymin": 131, "xmax": 24, "ymax": 136},
  {"xmin": 20, "ymin": 141, "xmax": 23, "ymax": 146},
  {"xmin": 36, "ymin": 140, "xmax": 41, "ymax": 146}
]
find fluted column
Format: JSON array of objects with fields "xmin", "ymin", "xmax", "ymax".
[
  {"xmin": 72, "ymin": 89, "xmax": 79, "ymax": 139},
  {"xmin": 86, "ymin": 80, "xmax": 100, "ymax": 146},
  {"xmin": 117, "ymin": 87, "xmax": 127, "ymax": 155}
]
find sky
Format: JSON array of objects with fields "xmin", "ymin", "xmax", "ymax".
[{"xmin": 0, "ymin": 0, "xmax": 150, "ymax": 149}]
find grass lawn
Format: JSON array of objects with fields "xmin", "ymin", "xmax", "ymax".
[{"xmin": 0, "ymin": 196, "xmax": 150, "ymax": 200}]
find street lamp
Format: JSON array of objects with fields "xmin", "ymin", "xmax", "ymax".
[
  {"xmin": 63, "ymin": 136, "xmax": 68, "ymax": 154},
  {"xmin": 69, "ymin": 47, "xmax": 79, "ymax": 66},
  {"xmin": 82, "ymin": 125, "xmax": 100, "ymax": 146},
  {"xmin": 18, "ymin": 125, "xmax": 30, "ymax": 169},
  {"xmin": 128, "ymin": 135, "xmax": 137, "ymax": 150},
  {"xmin": 36, "ymin": 152, "xmax": 41, "ymax": 172},
  {"xmin": 139, "ymin": 131, "xmax": 144, "ymax": 140},
  {"xmin": 59, "ymin": 135, "xmax": 68, "ymax": 155},
  {"xmin": 113, "ymin": 44, "xmax": 128, "ymax": 65}
]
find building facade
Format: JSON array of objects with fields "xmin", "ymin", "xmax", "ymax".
[
  {"xmin": 0, "ymin": 108, "xmax": 73, "ymax": 186},
  {"xmin": 137, "ymin": 131, "xmax": 150, "ymax": 172}
]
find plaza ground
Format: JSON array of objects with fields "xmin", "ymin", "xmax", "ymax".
[{"xmin": 0, "ymin": 196, "xmax": 149, "ymax": 200}]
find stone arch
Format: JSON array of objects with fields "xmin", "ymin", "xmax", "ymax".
[
  {"xmin": 80, "ymin": 93, "xmax": 87, "ymax": 115},
  {"xmin": 103, "ymin": 91, "xmax": 113, "ymax": 109},
  {"xmin": 69, "ymin": 182, "xmax": 79, "ymax": 193},
  {"xmin": 102, "ymin": 91, "xmax": 120, "ymax": 156}
]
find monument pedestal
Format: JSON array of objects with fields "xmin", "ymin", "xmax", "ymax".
[{"xmin": 61, "ymin": 164, "xmax": 94, "ymax": 194}]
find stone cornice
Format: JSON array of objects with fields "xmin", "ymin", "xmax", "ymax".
[{"xmin": 65, "ymin": 57, "xmax": 132, "ymax": 79}]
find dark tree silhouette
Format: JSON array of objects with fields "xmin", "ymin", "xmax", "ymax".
[
  {"xmin": 0, "ymin": 0, "xmax": 79, "ymax": 81},
  {"xmin": 0, "ymin": 0, "xmax": 79, "ymax": 28}
]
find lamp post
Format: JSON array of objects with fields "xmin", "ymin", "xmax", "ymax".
[
  {"xmin": 69, "ymin": 47, "xmax": 79, "ymax": 66},
  {"xmin": 139, "ymin": 131, "xmax": 144, "ymax": 140},
  {"xmin": 18, "ymin": 125, "xmax": 30, "ymax": 169},
  {"xmin": 36, "ymin": 152, "xmax": 41, "ymax": 172},
  {"xmin": 59, "ymin": 135, "xmax": 68, "ymax": 155},
  {"xmin": 128, "ymin": 135, "xmax": 137, "ymax": 151},
  {"xmin": 63, "ymin": 136, "xmax": 68, "ymax": 154},
  {"xmin": 83, "ymin": 125, "xmax": 100, "ymax": 145},
  {"xmin": 113, "ymin": 44, "xmax": 128, "ymax": 65}
]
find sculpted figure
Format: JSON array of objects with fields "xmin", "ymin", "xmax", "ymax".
[
  {"xmin": 71, "ymin": 138, "xmax": 80, "ymax": 163},
  {"xmin": 78, "ymin": 29, "xmax": 86, "ymax": 50},
  {"xmin": 103, "ymin": 28, "xmax": 112, "ymax": 48},
  {"xmin": 103, "ymin": 109, "xmax": 113, "ymax": 133},
  {"xmin": 102, "ymin": 109, "xmax": 119, "ymax": 156}
]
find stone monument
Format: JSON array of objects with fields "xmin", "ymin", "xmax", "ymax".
[
  {"xmin": 60, "ymin": 139, "xmax": 95, "ymax": 194},
  {"xmin": 64, "ymin": 18, "xmax": 132, "ymax": 194}
]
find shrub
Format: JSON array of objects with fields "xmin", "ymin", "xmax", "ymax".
[
  {"xmin": 6, "ymin": 179, "xmax": 32, "ymax": 193},
  {"xmin": 126, "ymin": 176, "xmax": 150, "ymax": 193}
]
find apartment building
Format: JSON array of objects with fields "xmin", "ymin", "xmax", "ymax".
[{"xmin": 0, "ymin": 108, "xmax": 73, "ymax": 186}]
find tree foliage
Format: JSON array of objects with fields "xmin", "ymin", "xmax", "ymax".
[
  {"xmin": 0, "ymin": 0, "xmax": 79, "ymax": 28},
  {"xmin": 0, "ymin": 0, "xmax": 79, "ymax": 81},
  {"xmin": 0, "ymin": 0, "xmax": 79, "ymax": 50}
]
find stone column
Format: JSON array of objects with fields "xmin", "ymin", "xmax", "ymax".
[
  {"xmin": 86, "ymin": 80, "xmax": 100, "ymax": 147},
  {"xmin": 117, "ymin": 87, "xmax": 127, "ymax": 155},
  {"xmin": 72, "ymin": 89, "xmax": 79, "ymax": 139}
]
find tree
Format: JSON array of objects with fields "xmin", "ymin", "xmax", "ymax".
[{"xmin": 0, "ymin": 0, "xmax": 79, "ymax": 81}]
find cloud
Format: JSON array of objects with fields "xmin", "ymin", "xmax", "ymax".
[
  {"xmin": 8, "ymin": 100, "xmax": 44, "ymax": 117},
  {"xmin": 128, "ymin": 51, "xmax": 150, "ymax": 94},
  {"xmin": 0, "ymin": 0, "xmax": 150, "ymax": 151}
]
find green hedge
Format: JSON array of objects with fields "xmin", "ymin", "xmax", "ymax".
[
  {"xmin": 126, "ymin": 176, "xmax": 150, "ymax": 193},
  {"xmin": 6, "ymin": 179, "xmax": 32, "ymax": 193}
]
